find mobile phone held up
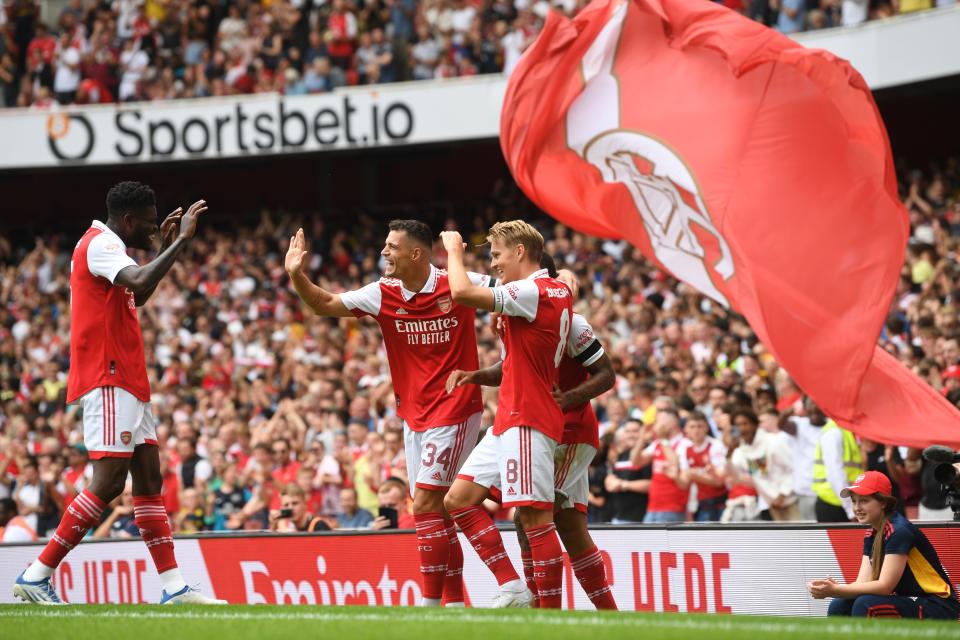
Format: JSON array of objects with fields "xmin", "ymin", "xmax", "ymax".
[{"xmin": 378, "ymin": 506, "xmax": 398, "ymax": 529}]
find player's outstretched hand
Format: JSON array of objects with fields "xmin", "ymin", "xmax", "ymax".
[
  {"xmin": 159, "ymin": 208, "xmax": 183, "ymax": 250},
  {"xmin": 439, "ymin": 231, "xmax": 465, "ymax": 254},
  {"xmin": 178, "ymin": 199, "xmax": 208, "ymax": 240},
  {"xmin": 445, "ymin": 369, "xmax": 473, "ymax": 394},
  {"xmin": 285, "ymin": 228, "xmax": 309, "ymax": 275}
]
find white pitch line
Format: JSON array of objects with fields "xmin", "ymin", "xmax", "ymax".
[{"xmin": 0, "ymin": 608, "xmax": 952, "ymax": 638}]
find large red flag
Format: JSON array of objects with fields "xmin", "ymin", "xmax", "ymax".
[{"xmin": 500, "ymin": 0, "xmax": 960, "ymax": 447}]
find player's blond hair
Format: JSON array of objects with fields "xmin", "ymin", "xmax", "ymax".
[{"xmin": 487, "ymin": 220, "xmax": 544, "ymax": 263}]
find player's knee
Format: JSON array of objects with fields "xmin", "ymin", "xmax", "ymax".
[
  {"xmin": 554, "ymin": 512, "xmax": 579, "ymax": 538},
  {"xmin": 413, "ymin": 487, "xmax": 444, "ymax": 515},
  {"xmin": 443, "ymin": 490, "xmax": 465, "ymax": 513},
  {"xmin": 91, "ymin": 467, "xmax": 127, "ymax": 502},
  {"xmin": 516, "ymin": 506, "xmax": 551, "ymax": 530}
]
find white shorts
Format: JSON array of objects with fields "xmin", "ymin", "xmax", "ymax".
[
  {"xmin": 404, "ymin": 412, "xmax": 482, "ymax": 495},
  {"xmin": 457, "ymin": 426, "xmax": 557, "ymax": 511},
  {"xmin": 80, "ymin": 386, "xmax": 158, "ymax": 459},
  {"xmin": 553, "ymin": 443, "xmax": 596, "ymax": 514}
]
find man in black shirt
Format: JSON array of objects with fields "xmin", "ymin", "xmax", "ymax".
[{"xmin": 604, "ymin": 420, "xmax": 652, "ymax": 523}]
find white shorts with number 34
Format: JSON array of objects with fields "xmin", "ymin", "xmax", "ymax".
[{"xmin": 403, "ymin": 412, "xmax": 482, "ymax": 495}]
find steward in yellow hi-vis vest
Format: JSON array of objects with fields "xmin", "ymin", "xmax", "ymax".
[{"xmin": 812, "ymin": 420, "xmax": 862, "ymax": 522}]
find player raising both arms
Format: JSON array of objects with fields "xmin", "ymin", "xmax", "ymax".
[
  {"xmin": 285, "ymin": 220, "xmax": 493, "ymax": 607},
  {"xmin": 440, "ymin": 221, "xmax": 573, "ymax": 609},
  {"xmin": 446, "ymin": 255, "xmax": 618, "ymax": 610},
  {"xmin": 14, "ymin": 182, "xmax": 224, "ymax": 605}
]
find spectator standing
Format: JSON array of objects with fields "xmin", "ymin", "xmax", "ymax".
[
  {"xmin": 604, "ymin": 421, "xmax": 651, "ymax": 524},
  {"xmin": 729, "ymin": 409, "xmax": 799, "ymax": 521},
  {"xmin": 812, "ymin": 420, "xmax": 863, "ymax": 522},
  {"xmin": 631, "ymin": 410, "xmax": 691, "ymax": 524}
]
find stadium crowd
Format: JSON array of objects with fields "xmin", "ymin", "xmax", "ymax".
[
  {"xmin": 0, "ymin": 0, "xmax": 955, "ymax": 108},
  {"xmin": 0, "ymin": 156, "xmax": 959, "ymax": 541}
]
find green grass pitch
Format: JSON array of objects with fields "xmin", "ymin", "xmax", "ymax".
[{"xmin": 2, "ymin": 605, "xmax": 958, "ymax": 639}]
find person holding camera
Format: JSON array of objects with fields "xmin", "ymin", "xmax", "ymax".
[
  {"xmin": 807, "ymin": 471, "xmax": 960, "ymax": 620},
  {"xmin": 370, "ymin": 477, "xmax": 415, "ymax": 530},
  {"xmin": 269, "ymin": 484, "xmax": 332, "ymax": 533}
]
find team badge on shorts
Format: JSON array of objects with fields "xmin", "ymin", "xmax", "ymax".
[
  {"xmin": 437, "ymin": 296, "xmax": 452, "ymax": 314},
  {"xmin": 120, "ymin": 431, "xmax": 132, "ymax": 445}
]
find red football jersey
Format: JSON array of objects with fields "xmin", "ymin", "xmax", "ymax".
[
  {"xmin": 683, "ymin": 438, "xmax": 728, "ymax": 501},
  {"xmin": 559, "ymin": 313, "xmax": 604, "ymax": 448},
  {"xmin": 644, "ymin": 434, "xmax": 691, "ymax": 513},
  {"xmin": 341, "ymin": 266, "xmax": 488, "ymax": 431},
  {"xmin": 492, "ymin": 269, "xmax": 573, "ymax": 441},
  {"xmin": 67, "ymin": 221, "xmax": 150, "ymax": 404}
]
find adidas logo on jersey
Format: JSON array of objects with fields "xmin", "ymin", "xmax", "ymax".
[
  {"xmin": 431, "ymin": 472, "xmax": 442, "ymax": 481},
  {"xmin": 396, "ymin": 308, "xmax": 408, "ymax": 314}
]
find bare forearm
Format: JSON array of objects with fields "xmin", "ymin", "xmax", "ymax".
[
  {"xmin": 121, "ymin": 238, "xmax": 189, "ymax": 305},
  {"xmin": 446, "ymin": 250, "xmax": 495, "ymax": 311},
  {"xmin": 561, "ymin": 367, "xmax": 614, "ymax": 408},
  {"xmin": 471, "ymin": 363, "xmax": 503, "ymax": 387},
  {"xmin": 833, "ymin": 580, "xmax": 894, "ymax": 598},
  {"xmin": 290, "ymin": 270, "xmax": 348, "ymax": 316}
]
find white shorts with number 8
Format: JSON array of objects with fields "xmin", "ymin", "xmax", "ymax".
[{"xmin": 457, "ymin": 425, "xmax": 558, "ymax": 510}]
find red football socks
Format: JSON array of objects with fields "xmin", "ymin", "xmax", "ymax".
[
  {"xmin": 527, "ymin": 522, "xmax": 564, "ymax": 609},
  {"xmin": 37, "ymin": 490, "xmax": 106, "ymax": 569},
  {"xmin": 414, "ymin": 512, "xmax": 449, "ymax": 601},
  {"xmin": 448, "ymin": 506, "xmax": 519, "ymax": 586},
  {"xmin": 133, "ymin": 495, "xmax": 178, "ymax": 574},
  {"xmin": 520, "ymin": 549, "xmax": 540, "ymax": 608},
  {"xmin": 442, "ymin": 519, "xmax": 465, "ymax": 605},
  {"xmin": 571, "ymin": 546, "xmax": 617, "ymax": 610}
]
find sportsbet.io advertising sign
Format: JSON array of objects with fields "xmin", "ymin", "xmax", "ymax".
[{"xmin": 0, "ymin": 76, "xmax": 506, "ymax": 169}]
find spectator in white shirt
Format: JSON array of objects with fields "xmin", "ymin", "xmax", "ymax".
[{"xmin": 729, "ymin": 409, "xmax": 799, "ymax": 521}]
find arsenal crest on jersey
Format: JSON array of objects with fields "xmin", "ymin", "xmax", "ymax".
[
  {"xmin": 120, "ymin": 431, "xmax": 132, "ymax": 445},
  {"xmin": 437, "ymin": 295, "xmax": 452, "ymax": 314}
]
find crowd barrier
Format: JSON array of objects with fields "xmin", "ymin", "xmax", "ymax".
[{"xmin": 2, "ymin": 523, "xmax": 958, "ymax": 614}]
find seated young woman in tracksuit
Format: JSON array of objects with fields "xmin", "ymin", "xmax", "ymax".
[{"xmin": 807, "ymin": 470, "xmax": 959, "ymax": 620}]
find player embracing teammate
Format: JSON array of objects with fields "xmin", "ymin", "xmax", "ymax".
[
  {"xmin": 439, "ymin": 221, "xmax": 614, "ymax": 609},
  {"xmin": 446, "ymin": 253, "xmax": 618, "ymax": 610},
  {"xmin": 285, "ymin": 220, "xmax": 494, "ymax": 606}
]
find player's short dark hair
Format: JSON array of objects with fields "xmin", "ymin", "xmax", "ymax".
[
  {"xmin": 388, "ymin": 219, "xmax": 433, "ymax": 250},
  {"xmin": 106, "ymin": 181, "xmax": 156, "ymax": 219},
  {"xmin": 539, "ymin": 253, "xmax": 558, "ymax": 278}
]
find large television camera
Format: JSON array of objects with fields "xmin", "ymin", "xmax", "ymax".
[{"xmin": 922, "ymin": 446, "xmax": 960, "ymax": 521}]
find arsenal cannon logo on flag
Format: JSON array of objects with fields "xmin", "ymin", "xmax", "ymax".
[{"xmin": 500, "ymin": 0, "xmax": 960, "ymax": 446}]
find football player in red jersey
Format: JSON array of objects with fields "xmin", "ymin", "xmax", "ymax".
[
  {"xmin": 446, "ymin": 255, "xmax": 618, "ymax": 609},
  {"xmin": 15, "ymin": 182, "xmax": 223, "ymax": 605},
  {"xmin": 440, "ymin": 221, "xmax": 573, "ymax": 608},
  {"xmin": 286, "ymin": 220, "xmax": 493, "ymax": 606}
]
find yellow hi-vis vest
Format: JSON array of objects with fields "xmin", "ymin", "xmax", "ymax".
[{"xmin": 811, "ymin": 420, "xmax": 863, "ymax": 506}]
